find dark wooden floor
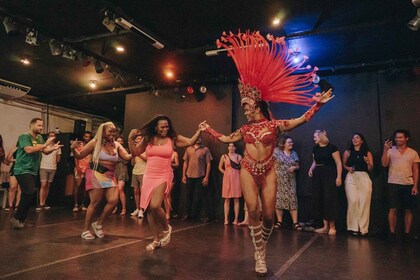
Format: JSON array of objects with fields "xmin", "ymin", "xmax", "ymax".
[{"xmin": 1, "ymin": 208, "xmax": 420, "ymax": 280}]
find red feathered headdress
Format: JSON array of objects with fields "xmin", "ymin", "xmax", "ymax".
[{"xmin": 216, "ymin": 31, "xmax": 318, "ymax": 107}]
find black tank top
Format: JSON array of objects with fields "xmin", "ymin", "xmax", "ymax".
[{"xmin": 347, "ymin": 150, "xmax": 368, "ymax": 172}]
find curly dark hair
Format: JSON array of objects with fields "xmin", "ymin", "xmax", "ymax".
[
  {"xmin": 348, "ymin": 133, "xmax": 370, "ymax": 155},
  {"xmin": 140, "ymin": 115, "xmax": 178, "ymax": 144}
]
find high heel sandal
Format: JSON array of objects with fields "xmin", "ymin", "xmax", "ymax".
[{"xmin": 146, "ymin": 241, "xmax": 161, "ymax": 251}]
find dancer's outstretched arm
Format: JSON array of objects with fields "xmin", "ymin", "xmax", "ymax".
[
  {"xmin": 275, "ymin": 89, "xmax": 334, "ymax": 131},
  {"xmin": 175, "ymin": 121, "xmax": 207, "ymax": 148}
]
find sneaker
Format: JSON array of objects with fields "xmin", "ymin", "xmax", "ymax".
[
  {"xmin": 72, "ymin": 206, "xmax": 79, "ymax": 212},
  {"xmin": 36, "ymin": 205, "xmax": 43, "ymax": 212},
  {"xmin": 131, "ymin": 209, "xmax": 139, "ymax": 216},
  {"xmin": 138, "ymin": 209, "xmax": 144, "ymax": 218},
  {"xmin": 10, "ymin": 217, "xmax": 24, "ymax": 229},
  {"xmin": 4, "ymin": 207, "xmax": 10, "ymax": 211},
  {"xmin": 44, "ymin": 205, "xmax": 51, "ymax": 210},
  {"xmin": 81, "ymin": 205, "xmax": 87, "ymax": 211}
]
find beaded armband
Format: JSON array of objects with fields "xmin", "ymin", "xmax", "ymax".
[
  {"xmin": 304, "ymin": 102, "xmax": 323, "ymax": 121},
  {"xmin": 205, "ymin": 127, "xmax": 223, "ymax": 138}
]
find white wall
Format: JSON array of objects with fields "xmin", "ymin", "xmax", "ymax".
[{"xmin": 0, "ymin": 97, "xmax": 107, "ymax": 155}]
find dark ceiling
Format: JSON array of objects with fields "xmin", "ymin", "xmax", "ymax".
[{"xmin": 0, "ymin": 0, "xmax": 419, "ymax": 123}]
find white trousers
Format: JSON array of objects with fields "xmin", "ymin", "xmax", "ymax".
[{"xmin": 345, "ymin": 172, "xmax": 372, "ymax": 234}]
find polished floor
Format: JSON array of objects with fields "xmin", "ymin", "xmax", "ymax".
[{"xmin": 1, "ymin": 208, "xmax": 420, "ymax": 280}]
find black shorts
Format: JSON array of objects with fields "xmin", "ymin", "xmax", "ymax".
[{"xmin": 388, "ymin": 183, "xmax": 417, "ymax": 210}]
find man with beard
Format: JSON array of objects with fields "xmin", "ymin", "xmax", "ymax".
[{"xmin": 11, "ymin": 118, "xmax": 62, "ymax": 229}]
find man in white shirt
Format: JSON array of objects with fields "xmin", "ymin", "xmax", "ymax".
[
  {"xmin": 37, "ymin": 131, "xmax": 62, "ymax": 210},
  {"xmin": 382, "ymin": 129, "xmax": 419, "ymax": 241}
]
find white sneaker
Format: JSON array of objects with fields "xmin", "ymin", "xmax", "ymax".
[
  {"xmin": 138, "ymin": 209, "xmax": 144, "ymax": 218},
  {"xmin": 131, "ymin": 209, "xmax": 139, "ymax": 216}
]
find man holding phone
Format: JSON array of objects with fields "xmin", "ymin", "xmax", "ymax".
[{"xmin": 381, "ymin": 129, "xmax": 419, "ymax": 241}]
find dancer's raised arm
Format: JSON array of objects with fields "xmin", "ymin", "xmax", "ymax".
[
  {"xmin": 275, "ymin": 89, "xmax": 334, "ymax": 131},
  {"xmin": 174, "ymin": 121, "xmax": 207, "ymax": 148}
]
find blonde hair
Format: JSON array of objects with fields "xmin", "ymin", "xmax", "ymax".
[
  {"xmin": 92, "ymin": 122, "xmax": 115, "ymax": 170},
  {"xmin": 315, "ymin": 129, "xmax": 329, "ymax": 145}
]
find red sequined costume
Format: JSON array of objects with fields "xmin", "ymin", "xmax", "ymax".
[{"xmin": 205, "ymin": 31, "xmax": 324, "ymax": 184}]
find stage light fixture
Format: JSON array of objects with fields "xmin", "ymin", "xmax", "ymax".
[
  {"xmin": 115, "ymin": 45, "xmax": 125, "ymax": 52},
  {"xmin": 408, "ymin": 8, "xmax": 420, "ymax": 31},
  {"xmin": 89, "ymin": 80, "xmax": 97, "ymax": 89},
  {"xmin": 114, "ymin": 17, "xmax": 164, "ymax": 49},
  {"xmin": 79, "ymin": 54, "xmax": 92, "ymax": 67},
  {"xmin": 94, "ymin": 60, "xmax": 104, "ymax": 74},
  {"xmin": 272, "ymin": 18, "xmax": 281, "ymax": 26},
  {"xmin": 199, "ymin": 85, "xmax": 207, "ymax": 93},
  {"xmin": 20, "ymin": 57, "xmax": 31, "ymax": 65},
  {"xmin": 25, "ymin": 28, "xmax": 39, "ymax": 46},
  {"xmin": 62, "ymin": 46, "xmax": 77, "ymax": 60},
  {"xmin": 102, "ymin": 16, "xmax": 118, "ymax": 33},
  {"xmin": 3, "ymin": 17, "xmax": 19, "ymax": 36},
  {"xmin": 49, "ymin": 39, "xmax": 63, "ymax": 56},
  {"xmin": 312, "ymin": 74, "xmax": 320, "ymax": 84},
  {"xmin": 187, "ymin": 86, "xmax": 194, "ymax": 94}
]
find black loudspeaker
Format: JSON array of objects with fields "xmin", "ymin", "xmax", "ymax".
[{"xmin": 73, "ymin": 120, "xmax": 86, "ymax": 138}]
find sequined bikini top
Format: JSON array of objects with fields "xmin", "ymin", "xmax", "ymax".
[{"xmin": 240, "ymin": 119, "xmax": 278, "ymax": 145}]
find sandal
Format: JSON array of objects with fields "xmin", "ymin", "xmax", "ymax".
[
  {"xmin": 160, "ymin": 225, "xmax": 172, "ymax": 247},
  {"xmin": 146, "ymin": 241, "xmax": 161, "ymax": 251},
  {"xmin": 92, "ymin": 221, "xmax": 105, "ymax": 238},
  {"xmin": 274, "ymin": 221, "xmax": 282, "ymax": 229},
  {"xmin": 293, "ymin": 223, "xmax": 303, "ymax": 232},
  {"xmin": 81, "ymin": 231, "xmax": 95, "ymax": 240}
]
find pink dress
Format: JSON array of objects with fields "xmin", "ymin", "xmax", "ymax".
[
  {"xmin": 140, "ymin": 138, "xmax": 174, "ymax": 209},
  {"xmin": 222, "ymin": 155, "xmax": 242, "ymax": 198}
]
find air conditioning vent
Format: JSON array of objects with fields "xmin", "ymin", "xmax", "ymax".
[{"xmin": 0, "ymin": 78, "xmax": 31, "ymax": 99}]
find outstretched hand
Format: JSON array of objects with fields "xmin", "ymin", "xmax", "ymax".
[
  {"xmin": 198, "ymin": 121, "xmax": 209, "ymax": 131},
  {"xmin": 317, "ymin": 89, "xmax": 334, "ymax": 104},
  {"xmin": 128, "ymin": 129, "xmax": 141, "ymax": 140},
  {"xmin": 70, "ymin": 139, "xmax": 82, "ymax": 149},
  {"xmin": 52, "ymin": 141, "xmax": 63, "ymax": 150}
]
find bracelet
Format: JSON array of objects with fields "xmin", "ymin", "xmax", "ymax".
[
  {"xmin": 304, "ymin": 102, "xmax": 323, "ymax": 121},
  {"xmin": 204, "ymin": 127, "xmax": 223, "ymax": 138}
]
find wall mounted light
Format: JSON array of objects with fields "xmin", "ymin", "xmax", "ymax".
[{"xmin": 89, "ymin": 80, "xmax": 97, "ymax": 89}]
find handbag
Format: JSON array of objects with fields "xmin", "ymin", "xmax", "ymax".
[{"xmin": 227, "ymin": 154, "xmax": 241, "ymax": 170}]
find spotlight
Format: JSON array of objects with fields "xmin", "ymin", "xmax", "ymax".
[
  {"xmin": 3, "ymin": 17, "xmax": 19, "ymax": 36},
  {"xmin": 165, "ymin": 69, "xmax": 175, "ymax": 79},
  {"xmin": 49, "ymin": 39, "xmax": 63, "ymax": 56},
  {"xmin": 94, "ymin": 60, "xmax": 104, "ymax": 74},
  {"xmin": 272, "ymin": 18, "xmax": 281, "ymax": 26},
  {"xmin": 115, "ymin": 46, "xmax": 125, "ymax": 52},
  {"xmin": 199, "ymin": 85, "xmax": 207, "ymax": 93},
  {"xmin": 187, "ymin": 86, "xmax": 194, "ymax": 94},
  {"xmin": 312, "ymin": 74, "xmax": 320, "ymax": 84},
  {"xmin": 25, "ymin": 28, "xmax": 39, "ymax": 46},
  {"xmin": 20, "ymin": 57, "xmax": 31, "ymax": 65},
  {"xmin": 408, "ymin": 8, "xmax": 420, "ymax": 31},
  {"xmin": 89, "ymin": 80, "xmax": 97, "ymax": 89}
]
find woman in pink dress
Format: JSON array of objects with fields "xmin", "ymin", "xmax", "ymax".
[
  {"xmin": 218, "ymin": 143, "xmax": 242, "ymax": 225},
  {"xmin": 129, "ymin": 115, "xmax": 206, "ymax": 250}
]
